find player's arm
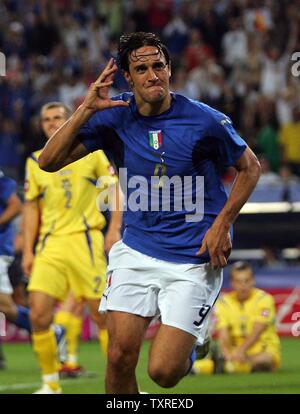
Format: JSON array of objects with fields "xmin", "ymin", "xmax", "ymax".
[
  {"xmin": 0, "ymin": 193, "xmax": 22, "ymax": 226},
  {"xmin": 218, "ymin": 327, "xmax": 234, "ymax": 361},
  {"xmin": 231, "ymin": 322, "xmax": 268, "ymax": 363},
  {"xmin": 22, "ymin": 200, "xmax": 40, "ymax": 276},
  {"xmin": 38, "ymin": 59, "xmax": 128, "ymax": 172},
  {"xmin": 197, "ymin": 147, "xmax": 261, "ymax": 268},
  {"xmin": 104, "ymin": 184, "xmax": 123, "ymax": 254}
]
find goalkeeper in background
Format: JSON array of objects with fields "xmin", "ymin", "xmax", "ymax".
[
  {"xmin": 193, "ymin": 261, "xmax": 281, "ymax": 374},
  {"xmin": 22, "ymin": 101, "xmax": 122, "ymax": 394}
]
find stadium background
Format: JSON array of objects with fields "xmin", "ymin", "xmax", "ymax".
[{"xmin": 0, "ymin": 0, "xmax": 299, "ymax": 393}]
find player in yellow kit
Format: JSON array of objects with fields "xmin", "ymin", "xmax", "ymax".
[
  {"xmin": 22, "ymin": 102, "xmax": 122, "ymax": 393},
  {"xmin": 193, "ymin": 261, "xmax": 281, "ymax": 374}
]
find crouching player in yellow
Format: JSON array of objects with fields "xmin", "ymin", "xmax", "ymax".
[
  {"xmin": 193, "ymin": 261, "xmax": 281, "ymax": 374},
  {"xmin": 22, "ymin": 102, "xmax": 122, "ymax": 393}
]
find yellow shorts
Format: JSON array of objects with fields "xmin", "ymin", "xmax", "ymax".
[{"xmin": 28, "ymin": 230, "xmax": 107, "ymax": 301}]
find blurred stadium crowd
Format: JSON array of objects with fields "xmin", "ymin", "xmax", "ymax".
[{"xmin": 1, "ymin": 0, "xmax": 300, "ymax": 186}]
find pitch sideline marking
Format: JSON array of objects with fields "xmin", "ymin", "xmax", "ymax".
[{"xmin": 0, "ymin": 377, "xmax": 98, "ymax": 392}]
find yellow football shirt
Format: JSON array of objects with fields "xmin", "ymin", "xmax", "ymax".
[
  {"xmin": 24, "ymin": 150, "xmax": 117, "ymax": 238},
  {"xmin": 215, "ymin": 288, "xmax": 280, "ymax": 355}
]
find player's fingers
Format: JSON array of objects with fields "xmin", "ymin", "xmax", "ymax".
[
  {"xmin": 92, "ymin": 80, "xmax": 114, "ymax": 90},
  {"xmin": 95, "ymin": 60, "xmax": 117, "ymax": 82},
  {"xmin": 196, "ymin": 242, "xmax": 207, "ymax": 256},
  {"xmin": 109, "ymin": 100, "xmax": 130, "ymax": 108},
  {"xmin": 218, "ymin": 253, "xmax": 227, "ymax": 268}
]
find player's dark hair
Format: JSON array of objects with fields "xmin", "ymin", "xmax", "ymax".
[
  {"xmin": 230, "ymin": 261, "xmax": 253, "ymax": 278},
  {"xmin": 117, "ymin": 32, "xmax": 170, "ymax": 72}
]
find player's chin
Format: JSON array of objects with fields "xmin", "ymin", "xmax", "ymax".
[{"xmin": 145, "ymin": 91, "xmax": 166, "ymax": 103}]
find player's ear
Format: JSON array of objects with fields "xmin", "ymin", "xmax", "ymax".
[
  {"xmin": 124, "ymin": 71, "xmax": 133, "ymax": 88},
  {"xmin": 168, "ymin": 62, "xmax": 171, "ymax": 78}
]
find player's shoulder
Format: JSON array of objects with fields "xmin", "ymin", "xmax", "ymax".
[
  {"xmin": 91, "ymin": 92, "xmax": 133, "ymax": 124},
  {"xmin": 253, "ymin": 288, "xmax": 274, "ymax": 304},
  {"xmin": 27, "ymin": 150, "xmax": 42, "ymax": 165},
  {"xmin": 174, "ymin": 93, "xmax": 231, "ymax": 127}
]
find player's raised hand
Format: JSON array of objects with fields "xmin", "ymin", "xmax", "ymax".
[
  {"xmin": 82, "ymin": 58, "xmax": 129, "ymax": 112},
  {"xmin": 196, "ymin": 226, "xmax": 232, "ymax": 269}
]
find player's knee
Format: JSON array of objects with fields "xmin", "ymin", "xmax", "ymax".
[
  {"xmin": 30, "ymin": 308, "xmax": 52, "ymax": 331},
  {"xmin": 148, "ymin": 364, "xmax": 180, "ymax": 388},
  {"xmin": 108, "ymin": 343, "xmax": 138, "ymax": 372}
]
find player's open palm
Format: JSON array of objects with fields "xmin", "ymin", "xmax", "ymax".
[{"xmin": 83, "ymin": 58, "xmax": 129, "ymax": 112}]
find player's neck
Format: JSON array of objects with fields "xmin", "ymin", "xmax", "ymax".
[{"xmin": 136, "ymin": 94, "xmax": 172, "ymax": 117}]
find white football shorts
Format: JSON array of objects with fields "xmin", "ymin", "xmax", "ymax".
[
  {"xmin": 99, "ymin": 241, "xmax": 222, "ymax": 343},
  {"xmin": 0, "ymin": 256, "xmax": 13, "ymax": 295}
]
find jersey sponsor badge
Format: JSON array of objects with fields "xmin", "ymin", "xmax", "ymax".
[
  {"xmin": 108, "ymin": 164, "xmax": 116, "ymax": 176},
  {"xmin": 149, "ymin": 130, "xmax": 162, "ymax": 150}
]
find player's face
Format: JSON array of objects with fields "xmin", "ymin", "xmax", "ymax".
[
  {"xmin": 125, "ymin": 46, "xmax": 171, "ymax": 105},
  {"xmin": 231, "ymin": 269, "xmax": 255, "ymax": 301},
  {"xmin": 41, "ymin": 107, "xmax": 68, "ymax": 139}
]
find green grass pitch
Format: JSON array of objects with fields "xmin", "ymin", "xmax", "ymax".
[{"xmin": 0, "ymin": 338, "xmax": 299, "ymax": 394}]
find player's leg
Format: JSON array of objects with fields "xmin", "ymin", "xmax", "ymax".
[
  {"xmin": 28, "ymin": 239, "xmax": 69, "ymax": 393},
  {"xmin": 86, "ymin": 298, "xmax": 109, "ymax": 355},
  {"xmin": 149, "ymin": 261, "xmax": 223, "ymax": 387},
  {"xmin": 68, "ymin": 231, "xmax": 109, "ymax": 356},
  {"xmin": 0, "ymin": 254, "xmax": 31, "ymax": 332},
  {"xmin": 148, "ymin": 324, "xmax": 196, "ymax": 387},
  {"xmin": 248, "ymin": 352, "xmax": 277, "ymax": 372},
  {"xmin": 55, "ymin": 292, "xmax": 84, "ymax": 371},
  {"xmin": 29, "ymin": 291, "xmax": 62, "ymax": 393},
  {"xmin": 105, "ymin": 310, "xmax": 151, "ymax": 393}
]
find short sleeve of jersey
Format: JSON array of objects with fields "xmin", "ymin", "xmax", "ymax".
[
  {"xmin": 214, "ymin": 297, "xmax": 231, "ymax": 330},
  {"xmin": 254, "ymin": 294, "xmax": 275, "ymax": 325},
  {"xmin": 205, "ymin": 108, "xmax": 247, "ymax": 168},
  {"xmin": 92, "ymin": 150, "xmax": 118, "ymax": 188},
  {"xmin": 0, "ymin": 176, "xmax": 17, "ymax": 204},
  {"xmin": 24, "ymin": 156, "xmax": 40, "ymax": 201}
]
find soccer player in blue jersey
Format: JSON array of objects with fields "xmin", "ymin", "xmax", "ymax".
[
  {"xmin": 0, "ymin": 171, "xmax": 31, "ymax": 338},
  {"xmin": 38, "ymin": 32, "xmax": 261, "ymax": 393}
]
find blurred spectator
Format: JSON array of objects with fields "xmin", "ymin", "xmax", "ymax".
[
  {"xmin": 256, "ymin": 98, "xmax": 280, "ymax": 172},
  {"xmin": 0, "ymin": 0, "xmax": 300, "ymax": 184},
  {"xmin": 257, "ymin": 156, "xmax": 281, "ymax": 186},
  {"xmin": 279, "ymin": 107, "xmax": 300, "ymax": 176},
  {"xmin": 221, "ymin": 17, "xmax": 248, "ymax": 70}
]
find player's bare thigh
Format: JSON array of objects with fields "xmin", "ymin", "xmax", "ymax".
[{"xmin": 106, "ymin": 311, "xmax": 151, "ymax": 363}]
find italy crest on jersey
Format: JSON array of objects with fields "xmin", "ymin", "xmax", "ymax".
[{"xmin": 149, "ymin": 130, "xmax": 162, "ymax": 150}]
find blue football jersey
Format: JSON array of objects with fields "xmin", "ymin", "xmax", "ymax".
[
  {"xmin": 78, "ymin": 93, "xmax": 246, "ymax": 263},
  {"xmin": 0, "ymin": 171, "xmax": 17, "ymax": 256}
]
